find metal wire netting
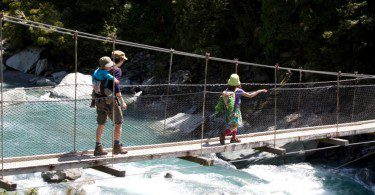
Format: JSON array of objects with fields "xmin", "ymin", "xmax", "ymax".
[{"xmin": 1, "ymin": 81, "xmax": 375, "ymax": 157}]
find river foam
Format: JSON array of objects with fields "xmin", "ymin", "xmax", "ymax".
[{"xmin": 2, "ymin": 159, "xmax": 373, "ymax": 195}]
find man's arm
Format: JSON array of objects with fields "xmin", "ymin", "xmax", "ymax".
[{"xmin": 115, "ymin": 92, "xmax": 127, "ymax": 110}]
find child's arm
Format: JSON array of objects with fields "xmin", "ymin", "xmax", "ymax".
[
  {"xmin": 242, "ymin": 89, "xmax": 267, "ymax": 98},
  {"xmin": 105, "ymin": 73, "xmax": 120, "ymax": 84}
]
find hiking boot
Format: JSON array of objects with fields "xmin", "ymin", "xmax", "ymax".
[
  {"xmin": 220, "ymin": 132, "xmax": 226, "ymax": 145},
  {"xmin": 94, "ymin": 145, "xmax": 108, "ymax": 156},
  {"xmin": 230, "ymin": 138, "xmax": 241, "ymax": 143},
  {"xmin": 113, "ymin": 143, "xmax": 128, "ymax": 155}
]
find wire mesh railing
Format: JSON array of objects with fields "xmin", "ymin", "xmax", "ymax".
[
  {"xmin": 1, "ymin": 83, "xmax": 375, "ymax": 157},
  {"xmin": 1, "ymin": 14, "xmax": 375, "ymax": 179}
]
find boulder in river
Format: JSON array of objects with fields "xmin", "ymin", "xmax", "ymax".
[
  {"xmin": 41, "ymin": 168, "xmax": 83, "ymax": 183},
  {"xmin": 151, "ymin": 113, "xmax": 202, "ymax": 134},
  {"xmin": 6, "ymin": 47, "xmax": 42, "ymax": 73},
  {"xmin": 51, "ymin": 73, "xmax": 92, "ymax": 99},
  {"xmin": 3, "ymin": 88, "xmax": 27, "ymax": 106},
  {"xmin": 35, "ymin": 59, "xmax": 48, "ymax": 76},
  {"xmin": 51, "ymin": 71, "xmax": 67, "ymax": 84},
  {"xmin": 35, "ymin": 78, "xmax": 56, "ymax": 86},
  {"xmin": 125, "ymin": 91, "xmax": 142, "ymax": 105}
]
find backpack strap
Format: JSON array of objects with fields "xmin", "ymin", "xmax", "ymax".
[{"xmin": 99, "ymin": 80, "xmax": 106, "ymax": 95}]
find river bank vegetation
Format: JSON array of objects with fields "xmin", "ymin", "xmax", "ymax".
[{"xmin": 1, "ymin": 0, "xmax": 374, "ymax": 82}]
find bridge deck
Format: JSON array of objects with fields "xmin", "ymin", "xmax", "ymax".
[{"xmin": 2, "ymin": 120, "xmax": 375, "ymax": 176}]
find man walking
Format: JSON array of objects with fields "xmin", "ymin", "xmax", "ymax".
[{"xmin": 93, "ymin": 52, "xmax": 128, "ymax": 156}]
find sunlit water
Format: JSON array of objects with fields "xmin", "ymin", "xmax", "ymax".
[{"xmin": 1, "ymin": 79, "xmax": 374, "ymax": 194}]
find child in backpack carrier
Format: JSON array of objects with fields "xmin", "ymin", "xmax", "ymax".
[
  {"xmin": 90, "ymin": 56, "xmax": 120, "ymax": 107},
  {"xmin": 215, "ymin": 74, "xmax": 268, "ymax": 145}
]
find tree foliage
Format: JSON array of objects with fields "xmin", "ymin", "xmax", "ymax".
[{"xmin": 1, "ymin": 0, "xmax": 374, "ymax": 78}]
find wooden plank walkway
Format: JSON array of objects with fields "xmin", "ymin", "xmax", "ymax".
[{"xmin": 2, "ymin": 119, "xmax": 375, "ymax": 176}]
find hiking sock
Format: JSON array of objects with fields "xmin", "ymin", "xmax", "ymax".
[
  {"xmin": 114, "ymin": 140, "xmax": 120, "ymax": 145},
  {"xmin": 232, "ymin": 130, "xmax": 237, "ymax": 139},
  {"xmin": 224, "ymin": 129, "xmax": 231, "ymax": 136},
  {"xmin": 96, "ymin": 142, "xmax": 101, "ymax": 148}
]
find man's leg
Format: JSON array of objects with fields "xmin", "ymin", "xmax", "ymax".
[
  {"xmin": 111, "ymin": 102, "xmax": 127, "ymax": 155},
  {"xmin": 94, "ymin": 124, "xmax": 108, "ymax": 156},
  {"xmin": 96, "ymin": 124, "xmax": 105, "ymax": 144},
  {"xmin": 94, "ymin": 100, "xmax": 109, "ymax": 156},
  {"xmin": 114, "ymin": 124, "xmax": 122, "ymax": 142}
]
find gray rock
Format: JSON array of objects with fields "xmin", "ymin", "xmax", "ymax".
[
  {"xmin": 285, "ymin": 113, "xmax": 300, "ymax": 123},
  {"xmin": 63, "ymin": 169, "xmax": 83, "ymax": 180},
  {"xmin": 41, "ymin": 169, "xmax": 83, "ymax": 183},
  {"xmin": 3, "ymin": 88, "xmax": 27, "ymax": 106},
  {"xmin": 124, "ymin": 91, "xmax": 142, "ymax": 105},
  {"xmin": 51, "ymin": 71, "xmax": 67, "ymax": 83},
  {"xmin": 151, "ymin": 113, "xmax": 202, "ymax": 134},
  {"xmin": 164, "ymin": 172, "xmax": 173, "ymax": 178},
  {"xmin": 35, "ymin": 78, "xmax": 56, "ymax": 86},
  {"xmin": 170, "ymin": 70, "xmax": 191, "ymax": 84},
  {"xmin": 6, "ymin": 47, "xmax": 42, "ymax": 73},
  {"xmin": 142, "ymin": 77, "xmax": 154, "ymax": 85},
  {"xmin": 41, "ymin": 171, "xmax": 66, "ymax": 183},
  {"xmin": 355, "ymin": 168, "xmax": 375, "ymax": 187},
  {"xmin": 35, "ymin": 59, "xmax": 48, "ymax": 76},
  {"xmin": 51, "ymin": 73, "xmax": 92, "ymax": 99},
  {"xmin": 28, "ymin": 77, "xmax": 38, "ymax": 84}
]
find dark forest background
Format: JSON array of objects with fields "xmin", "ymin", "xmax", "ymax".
[{"xmin": 1, "ymin": 0, "xmax": 374, "ymax": 82}]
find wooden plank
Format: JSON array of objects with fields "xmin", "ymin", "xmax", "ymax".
[
  {"xmin": 320, "ymin": 138, "xmax": 349, "ymax": 146},
  {"xmin": 255, "ymin": 146, "xmax": 286, "ymax": 156},
  {"xmin": 179, "ymin": 156, "xmax": 214, "ymax": 166},
  {"xmin": 0, "ymin": 179, "xmax": 17, "ymax": 191},
  {"xmin": 92, "ymin": 165, "xmax": 126, "ymax": 177}
]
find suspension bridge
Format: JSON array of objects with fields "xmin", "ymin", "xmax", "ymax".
[{"xmin": 0, "ymin": 14, "xmax": 375, "ymax": 191}]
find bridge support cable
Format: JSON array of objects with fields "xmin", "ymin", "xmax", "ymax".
[
  {"xmin": 73, "ymin": 31, "xmax": 78, "ymax": 153},
  {"xmin": 273, "ymin": 64, "xmax": 279, "ymax": 147},
  {"xmin": 3, "ymin": 15, "xmax": 375, "ymax": 79},
  {"xmin": 111, "ymin": 37, "xmax": 116, "ymax": 164},
  {"xmin": 0, "ymin": 12, "xmax": 4, "ymax": 179},
  {"xmin": 336, "ymin": 71, "xmax": 341, "ymax": 137},
  {"xmin": 0, "ymin": 13, "xmax": 15, "ymax": 192},
  {"xmin": 297, "ymin": 67, "xmax": 303, "ymax": 127},
  {"xmin": 234, "ymin": 58, "xmax": 239, "ymax": 74},
  {"xmin": 163, "ymin": 49, "xmax": 174, "ymax": 136},
  {"xmin": 351, "ymin": 71, "xmax": 359, "ymax": 122},
  {"xmin": 200, "ymin": 53, "xmax": 210, "ymax": 155}
]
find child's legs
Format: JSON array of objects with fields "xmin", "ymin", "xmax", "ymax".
[{"xmin": 230, "ymin": 123, "xmax": 238, "ymax": 139}]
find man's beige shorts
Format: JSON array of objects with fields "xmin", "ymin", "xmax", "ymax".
[{"xmin": 96, "ymin": 99, "xmax": 123, "ymax": 125}]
